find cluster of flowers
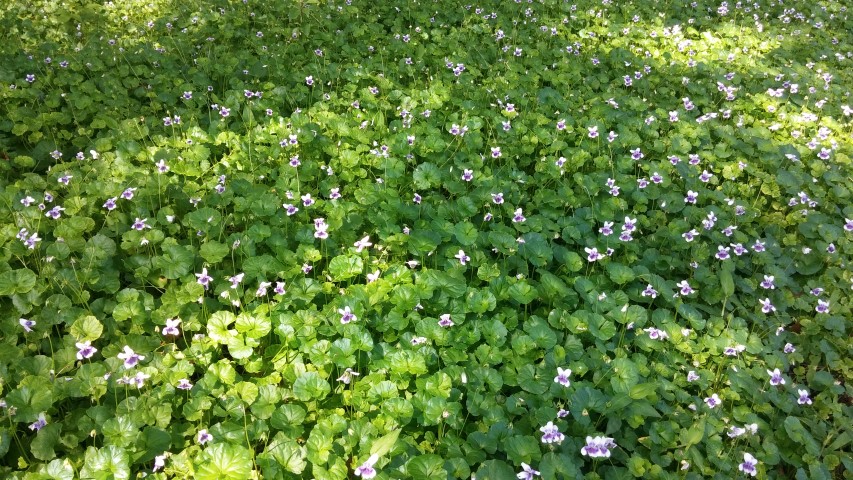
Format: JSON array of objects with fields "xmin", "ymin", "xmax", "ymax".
[{"xmin": 15, "ymin": 228, "xmax": 41, "ymax": 250}]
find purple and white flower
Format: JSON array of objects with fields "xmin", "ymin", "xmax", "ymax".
[
  {"xmin": 339, "ymin": 306, "xmax": 356, "ymax": 324},
  {"xmin": 676, "ymin": 280, "xmax": 694, "ymax": 295},
  {"xmin": 554, "ymin": 367, "xmax": 572, "ymax": 387},
  {"xmin": 585, "ymin": 247, "xmax": 602, "ymax": 262},
  {"xmin": 581, "ymin": 436, "xmax": 617, "ymax": 458},
  {"xmin": 20, "ymin": 318, "xmax": 35, "ymax": 332},
  {"xmin": 455, "ymin": 250, "xmax": 470, "ymax": 265},
  {"xmin": 76, "ymin": 341, "xmax": 97, "ymax": 360},
  {"xmin": 738, "ymin": 453, "xmax": 758, "ymax": 477},
  {"xmin": 354, "ymin": 454, "xmax": 379, "ymax": 479},
  {"xmin": 517, "ymin": 462, "xmax": 541, "ymax": 480},
  {"xmin": 196, "ymin": 267, "xmax": 213, "ymax": 289},
  {"xmin": 641, "ymin": 284, "xmax": 658, "ymax": 298},
  {"xmin": 797, "ymin": 389, "xmax": 812, "ymax": 405},
  {"xmin": 644, "ymin": 327, "xmax": 668, "ymax": 340},
  {"xmin": 197, "ymin": 429, "xmax": 213, "ymax": 445},
  {"xmin": 117, "ymin": 346, "xmax": 145, "ymax": 369},
  {"xmin": 354, "ymin": 236, "xmax": 372, "ymax": 252},
  {"xmin": 767, "ymin": 368, "xmax": 785, "ymax": 386},
  {"xmin": 704, "ymin": 393, "xmax": 721, "ymax": 408},
  {"xmin": 163, "ymin": 318, "xmax": 181, "ymax": 336},
  {"xmin": 29, "ymin": 413, "xmax": 47, "ymax": 431},
  {"xmin": 337, "ymin": 368, "xmax": 360, "ymax": 385},
  {"xmin": 539, "ymin": 422, "xmax": 565, "ymax": 444}
]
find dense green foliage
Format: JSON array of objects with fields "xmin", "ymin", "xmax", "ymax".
[{"xmin": 1, "ymin": 0, "xmax": 852, "ymax": 478}]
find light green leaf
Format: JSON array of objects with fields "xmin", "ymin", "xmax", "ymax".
[
  {"xmin": 370, "ymin": 429, "xmax": 401, "ymax": 457},
  {"xmin": 102, "ymin": 416, "xmax": 138, "ymax": 448},
  {"xmin": 235, "ymin": 313, "xmax": 271, "ymax": 338},
  {"xmin": 328, "ymin": 255, "xmax": 363, "ymax": 281},
  {"xmin": 80, "ymin": 445, "xmax": 130, "ymax": 480},
  {"xmin": 293, "ymin": 372, "xmax": 331, "ymax": 401},
  {"xmin": 44, "ymin": 458, "xmax": 75, "ymax": 480},
  {"xmin": 70, "ymin": 315, "xmax": 103, "ymax": 342},
  {"xmin": 208, "ymin": 311, "xmax": 236, "ymax": 343},
  {"xmin": 263, "ymin": 432, "xmax": 307, "ymax": 474},
  {"xmin": 194, "ymin": 444, "xmax": 254, "ymax": 480}
]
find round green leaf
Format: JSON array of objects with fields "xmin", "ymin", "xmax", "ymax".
[
  {"xmin": 407, "ymin": 454, "xmax": 447, "ymax": 480},
  {"xmin": 0, "ymin": 268, "xmax": 37, "ymax": 295},
  {"xmin": 70, "ymin": 315, "xmax": 103, "ymax": 342},
  {"xmin": 292, "ymin": 372, "xmax": 331, "ymax": 401},
  {"xmin": 194, "ymin": 444, "xmax": 253, "ymax": 480}
]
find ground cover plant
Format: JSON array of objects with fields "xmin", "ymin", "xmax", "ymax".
[{"xmin": 0, "ymin": 0, "xmax": 851, "ymax": 478}]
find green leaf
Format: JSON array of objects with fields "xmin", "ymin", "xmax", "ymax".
[
  {"xmin": 0, "ymin": 268, "xmax": 37, "ymax": 295},
  {"xmin": 70, "ymin": 315, "xmax": 103, "ymax": 342},
  {"xmin": 195, "ymin": 444, "xmax": 254, "ymax": 480},
  {"xmin": 306, "ymin": 428, "xmax": 334, "ymax": 465},
  {"xmin": 681, "ymin": 418, "xmax": 705, "ymax": 448},
  {"xmin": 200, "ymin": 241, "xmax": 230, "ymax": 264},
  {"xmin": 227, "ymin": 335, "xmax": 256, "ymax": 359},
  {"xmin": 80, "ymin": 445, "xmax": 130, "ymax": 480},
  {"xmin": 0, "ymin": 430, "xmax": 9, "ymax": 460},
  {"xmin": 137, "ymin": 427, "xmax": 171, "ymax": 463},
  {"xmin": 262, "ymin": 432, "xmax": 307, "ymax": 474},
  {"xmin": 44, "ymin": 459, "xmax": 75, "ymax": 480},
  {"xmin": 370, "ymin": 429, "xmax": 401, "ymax": 457},
  {"xmin": 519, "ymin": 233, "xmax": 553, "ymax": 267},
  {"xmin": 628, "ymin": 383, "xmax": 657, "ymax": 400},
  {"xmin": 453, "ymin": 221, "xmax": 478, "ymax": 246},
  {"xmin": 509, "ymin": 281, "xmax": 537, "ymax": 304},
  {"xmin": 407, "ymin": 454, "xmax": 447, "ymax": 480},
  {"xmin": 153, "ymin": 244, "xmax": 194, "ymax": 279},
  {"xmin": 186, "ymin": 207, "xmax": 222, "ymax": 232},
  {"xmin": 504, "ymin": 435, "xmax": 540, "ymax": 464},
  {"xmin": 293, "ymin": 372, "xmax": 331, "ymax": 401},
  {"xmin": 413, "ymin": 162, "xmax": 441, "ymax": 189},
  {"xmin": 102, "ymin": 416, "xmax": 138, "ymax": 448},
  {"xmin": 408, "ymin": 230, "xmax": 441, "ymax": 256},
  {"xmin": 208, "ymin": 311, "xmax": 236, "ymax": 343},
  {"xmin": 539, "ymin": 452, "xmax": 581, "ymax": 478},
  {"xmin": 610, "ymin": 358, "xmax": 639, "ymax": 393},
  {"xmin": 475, "ymin": 459, "xmax": 516, "ymax": 479},
  {"xmin": 271, "ymin": 404, "xmax": 307, "ymax": 430},
  {"xmin": 31, "ymin": 423, "xmax": 61, "ymax": 461},
  {"xmin": 6, "ymin": 378, "xmax": 53, "ymax": 421},
  {"xmin": 466, "ymin": 289, "xmax": 497, "ymax": 314},
  {"xmin": 607, "ymin": 263, "xmax": 635, "ymax": 284},
  {"xmin": 517, "ymin": 365, "xmax": 548, "ymax": 395},
  {"xmin": 235, "ymin": 313, "xmax": 271, "ymax": 338},
  {"xmin": 328, "ymin": 255, "xmax": 364, "ymax": 281},
  {"xmin": 783, "ymin": 417, "xmax": 820, "ymax": 456},
  {"xmin": 720, "ymin": 261, "xmax": 735, "ymax": 297}
]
